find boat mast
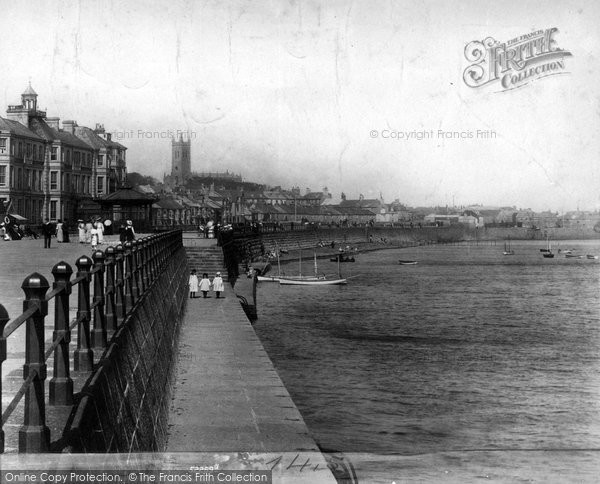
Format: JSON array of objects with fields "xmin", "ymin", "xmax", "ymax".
[{"xmin": 276, "ymin": 242, "xmax": 281, "ymax": 277}]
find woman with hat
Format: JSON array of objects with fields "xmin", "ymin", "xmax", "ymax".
[
  {"xmin": 212, "ymin": 272, "xmax": 224, "ymax": 298},
  {"xmin": 78, "ymin": 220, "xmax": 86, "ymax": 243}
]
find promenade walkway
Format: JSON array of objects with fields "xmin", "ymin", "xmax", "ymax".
[{"xmin": 167, "ymin": 237, "xmax": 337, "ymax": 482}]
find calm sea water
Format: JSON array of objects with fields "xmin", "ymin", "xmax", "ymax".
[{"xmin": 254, "ymin": 240, "xmax": 600, "ymax": 462}]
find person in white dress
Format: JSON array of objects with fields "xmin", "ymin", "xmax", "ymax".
[
  {"xmin": 96, "ymin": 220, "xmax": 105, "ymax": 244},
  {"xmin": 212, "ymin": 272, "xmax": 224, "ymax": 298},
  {"xmin": 188, "ymin": 269, "xmax": 199, "ymax": 298},
  {"xmin": 199, "ymin": 273, "xmax": 211, "ymax": 298}
]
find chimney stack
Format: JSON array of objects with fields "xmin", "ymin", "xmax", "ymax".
[
  {"xmin": 62, "ymin": 120, "xmax": 77, "ymax": 134},
  {"xmin": 45, "ymin": 117, "xmax": 60, "ymax": 130}
]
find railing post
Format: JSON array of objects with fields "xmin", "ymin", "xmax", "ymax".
[
  {"xmin": 92, "ymin": 250, "xmax": 107, "ymax": 355},
  {"xmin": 132, "ymin": 240, "xmax": 141, "ymax": 299},
  {"xmin": 139, "ymin": 237, "xmax": 148, "ymax": 292},
  {"xmin": 74, "ymin": 256, "xmax": 93, "ymax": 372},
  {"xmin": 124, "ymin": 241, "xmax": 135, "ymax": 308},
  {"xmin": 104, "ymin": 246, "xmax": 118, "ymax": 338},
  {"xmin": 0, "ymin": 304, "xmax": 9, "ymax": 453},
  {"xmin": 49, "ymin": 262, "xmax": 73, "ymax": 406},
  {"xmin": 115, "ymin": 244, "xmax": 127, "ymax": 324},
  {"xmin": 19, "ymin": 273, "xmax": 50, "ymax": 453},
  {"xmin": 151, "ymin": 235, "xmax": 158, "ymax": 279}
]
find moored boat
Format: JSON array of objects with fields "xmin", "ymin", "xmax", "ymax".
[
  {"xmin": 542, "ymin": 236, "xmax": 554, "ymax": 258},
  {"xmin": 399, "ymin": 260, "xmax": 418, "ymax": 265},
  {"xmin": 279, "ymin": 277, "xmax": 347, "ymax": 285},
  {"xmin": 586, "ymin": 254, "xmax": 599, "ymax": 260}
]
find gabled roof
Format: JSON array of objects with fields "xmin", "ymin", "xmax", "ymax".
[
  {"xmin": 303, "ymin": 192, "xmax": 326, "ymax": 199},
  {"xmin": 153, "ymin": 198, "xmax": 185, "ymax": 210},
  {"xmin": 75, "ymin": 126, "xmax": 112, "ymax": 150},
  {"xmin": 339, "ymin": 199, "xmax": 382, "ymax": 208},
  {"xmin": 0, "ymin": 117, "xmax": 43, "ymax": 140},
  {"xmin": 28, "ymin": 117, "xmax": 56, "ymax": 141},
  {"xmin": 53, "ymin": 129, "xmax": 94, "ymax": 150},
  {"xmin": 99, "ymin": 187, "xmax": 157, "ymax": 202},
  {"xmin": 28, "ymin": 118, "xmax": 93, "ymax": 150}
]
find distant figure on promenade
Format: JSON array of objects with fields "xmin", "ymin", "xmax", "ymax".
[
  {"xmin": 56, "ymin": 219, "xmax": 64, "ymax": 242},
  {"xmin": 42, "ymin": 219, "xmax": 53, "ymax": 248},
  {"xmin": 90, "ymin": 226, "xmax": 99, "ymax": 251},
  {"xmin": 189, "ymin": 269, "xmax": 199, "ymax": 299},
  {"xmin": 118, "ymin": 222, "xmax": 126, "ymax": 243},
  {"xmin": 85, "ymin": 219, "xmax": 93, "ymax": 243},
  {"xmin": 212, "ymin": 272, "xmax": 224, "ymax": 298},
  {"xmin": 125, "ymin": 220, "xmax": 136, "ymax": 241},
  {"xmin": 78, "ymin": 220, "xmax": 86, "ymax": 243},
  {"xmin": 96, "ymin": 219, "xmax": 105, "ymax": 244},
  {"xmin": 63, "ymin": 219, "xmax": 70, "ymax": 243},
  {"xmin": 199, "ymin": 273, "xmax": 211, "ymax": 298}
]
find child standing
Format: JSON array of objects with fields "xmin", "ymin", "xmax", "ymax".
[
  {"xmin": 212, "ymin": 272, "xmax": 224, "ymax": 298},
  {"xmin": 90, "ymin": 226, "xmax": 98, "ymax": 251},
  {"xmin": 189, "ymin": 270, "xmax": 199, "ymax": 298},
  {"xmin": 199, "ymin": 273, "xmax": 211, "ymax": 298}
]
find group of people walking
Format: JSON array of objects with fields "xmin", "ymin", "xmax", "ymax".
[
  {"xmin": 40, "ymin": 218, "xmax": 136, "ymax": 250},
  {"xmin": 188, "ymin": 270, "xmax": 225, "ymax": 299}
]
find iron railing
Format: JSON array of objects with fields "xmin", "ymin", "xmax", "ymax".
[{"xmin": 0, "ymin": 230, "xmax": 183, "ymax": 453}]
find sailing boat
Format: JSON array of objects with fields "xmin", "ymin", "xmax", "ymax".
[
  {"xmin": 542, "ymin": 235, "xmax": 555, "ymax": 258},
  {"xmin": 280, "ymin": 251, "xmax": 347, "ymax": 285},
  {"xmin": 503, "ymin": 237, "xmax": 515, "ymax": 256}
]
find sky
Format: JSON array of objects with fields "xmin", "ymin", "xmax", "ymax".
[{"xmin": 0, "ymin": 0, "xmax": 598, "ymax": 211}]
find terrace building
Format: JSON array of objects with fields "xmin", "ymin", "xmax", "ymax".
[{"xmin": 0, "ymin": 84, "xmax": 127, "ymax": 224}]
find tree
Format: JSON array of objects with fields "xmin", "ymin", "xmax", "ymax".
[{"xmin": 127, "ymin": 172, "xmax": 159, "ymax": 187}]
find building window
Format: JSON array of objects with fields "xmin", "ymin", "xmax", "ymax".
[
  {"xmin": 50, "ymin": 200, "xmax": 57, "ymax": 220},
  {"xmin": 98, "ymin": 154, "xmax": 104, "ymax": 166},
  {"xmin": 18, "ymin": 142, "xmax": 23, "ymax": 158},
  {"xmin": 50, "ymin": 171, "xmax": 58, "ymax": 190},
  {"xmin": 0, "ymin": 138, "xmax": 6, "ymax": 151},
  {"xmin": 26, "ymin": 143, "xmax": 32, "ymax": 158},
  {"xmin": 87, "ymin": 153, "xmax": 91, "ymax": 166},
  {"xmin": 38, "ymin": 145, "xmax": 43, "ymax": 161},
  {"xmin": 97, "ymin": 176, "xmax": 104, "ymax": 194},
  {"xmin": 17, "ymin": 168, "xmax": 22, "ymax": 189},
  {"xmin": 66, "ymin": 150, "xmax": 71, "ymax": 164},
  {"xmin": 51, "ymin": 147, "xmax": 57, "ymax": 160},
  {"xmin": 66, "ymin": 173, "xmax": 71, "ymax": 191},
  {"xmin": 0, "ymin": 165, "xmax": 6, "ymax": 186}
]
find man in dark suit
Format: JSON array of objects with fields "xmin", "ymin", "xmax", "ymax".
[{"xmin": 42, "ymin": 219, "xmax": 53, "ymax": 248}]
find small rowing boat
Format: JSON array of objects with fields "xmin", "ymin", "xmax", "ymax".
[{"xmin": 399, "ymin": 260, "xmax": 418, "ymax": 265}]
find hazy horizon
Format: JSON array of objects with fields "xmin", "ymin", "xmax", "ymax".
[{"xmin": 1, "ymin": 0, "xmax": 598, "ymax": 212}]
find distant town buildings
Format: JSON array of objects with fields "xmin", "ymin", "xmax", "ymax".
[{"xmin": 0, "ymin": 83, "xmax": 127, "ymax": 224}]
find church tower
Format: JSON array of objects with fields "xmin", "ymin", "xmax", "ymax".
[{"xmin": 171, "ymin": 134, "xmax": 191, "ymax": 185}]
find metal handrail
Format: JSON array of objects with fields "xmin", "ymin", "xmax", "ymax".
[{"xmin": 0, "ymin": 230, "xmax": 184, "ymax": 453}]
